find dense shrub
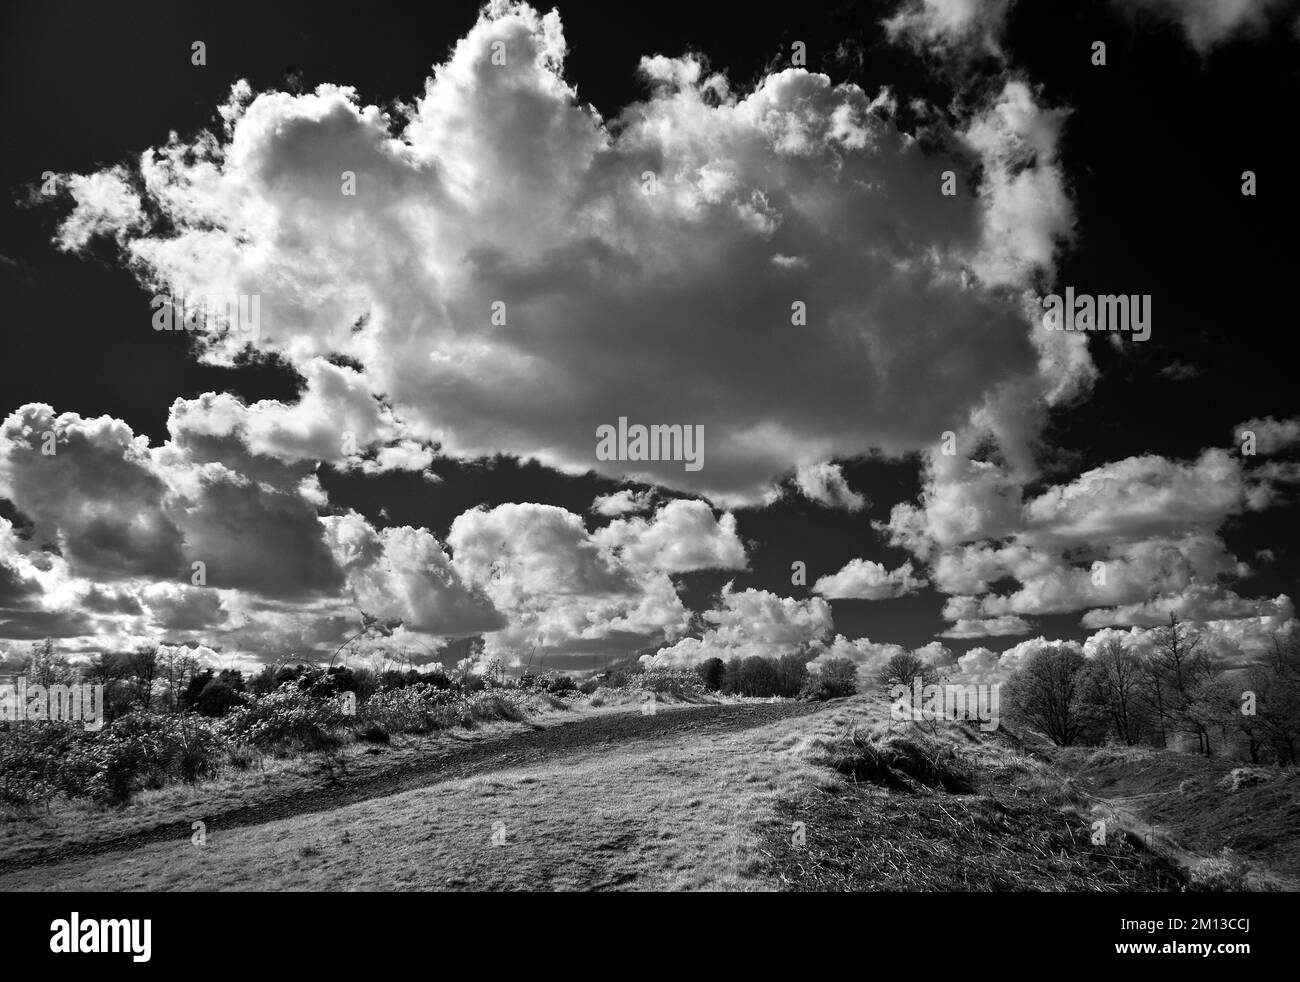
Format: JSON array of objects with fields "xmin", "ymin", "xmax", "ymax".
[
  {"xmin": 247, "ymin": 664, "xmax": 307, "ymax": 696},
  {"xmin": 183, "ymin": 669, "xmax": 247, "ymax": 717},
  {"xmin": 800, "ymin": 658, "xmax": 859, "ymax": 701},
  {"xmin": 519, "ymin": 671, "xmax": 578, "ymax": 695},
  {"xmin": 358, "ymin": 684, "xmax": 541, "ymax": 733},
  {"xmin": 360, "ymin": 683, "xmax": 457, "ymax": 734},
  {"xmin": 81, "ymin": 713, "xmax": 225, "ymax": 800},
  {"xmin": 1, "ymin": 713, "xmax": 226, "ymax": 805},
  {"xmin": 515, "ymin": 671, "xmax": 541, "ymax": 691},
  {"xmin": 0, "ymin": 669, "xmax": 558, "ymax": 807},
  {"xmin": 546, "ymin": 674, "xmax": 577, "ymax": 695},
  {"xmin": 220, "ymin": 684, "xmax": 354, "ymax": 752},
  {"xmin": 0, "ymin": 721, "xmax": 87, "ymax": 805},
  {"xmin": 1188, "ymin": 850, "xmax": 1251, "ymax": 891},
  {"xmin": 295, "ymin": 666, "xmax": 365, "ymax": 699},
  {"xmin": 370, "ymin": 667, "xmax": 452, "ymax": 692}
]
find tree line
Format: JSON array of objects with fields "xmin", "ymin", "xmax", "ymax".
[{"xmin": 1000, "ymin": 616, "xmax": 1300, "ymax": 763}]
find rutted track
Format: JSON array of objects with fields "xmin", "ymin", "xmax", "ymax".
[{"xmin": 0, "ymin": 701, "xmax": 824, "ymax": 875}]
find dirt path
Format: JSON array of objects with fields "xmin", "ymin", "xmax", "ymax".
[
  {"xmin": 0, "ymin": 700, "xmax": 821, "ymax": 878},
  {"xmin": 1083, "ymin": 796, "xmax": 1203, "ymax": 868}
]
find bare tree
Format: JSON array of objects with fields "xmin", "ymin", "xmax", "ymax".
[
  {"xmin": 127, "ymin": 645, "xmax": 159, "ymax": 710},
  {"xmin": 874, "ymin": 651, "xmax": 943, "ymax": 692},
  {"xmin": 20, "ymin": 638, "xmax": 75, "ymax": 686},
  {"xmin": 1086, "ymin": 638, "xmax": 1146, "ymax": 745},
  {"xmin": 1143, "ymin": 614, "xmax": 1219, "ymax": 755},
  {"xmin": 1242, "ymin": 633, "xmax": 1300, "ymax": 764},
  {"xmin": 82, "ymin": 650, "xmax": 134, "ymax": 720},
  {"xmin": 82, "ymin": 650, "xmax": 129, "ymax": 686},
  {"xmin": 1003, "ymin": 644, "xmax": 1097, "ymax": 746},
  {"xmin": 159, "ymin": 648, "xmax": 201, "ymax": 712}
]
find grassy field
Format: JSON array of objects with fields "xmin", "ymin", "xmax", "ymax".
[{"xmin": 0, "ymin": 694, "xmax": 1294, "ymax": 891}]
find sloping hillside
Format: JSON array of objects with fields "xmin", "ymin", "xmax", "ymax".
[
  {"xmin": 1056, "ymin": 745, "xmax": 1300, "ymax": 889},
  {"xmin": 757, "ymin": 698, "xmax": 1184, "ymax": 891},
  {"xmin": 2, "ymin": 695, "xmax": 1293, "ymax": 891}
]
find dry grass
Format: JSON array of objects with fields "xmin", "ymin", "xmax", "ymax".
[
  {"xmin": 0, "ymin": 712, "xmax": 567, "ymax": 872},
  {"xmin": 754, "ymin": 695, "xmax": 1185, "ymax": 891},
  {"xmin": 585, "ymin": 689, "xmax": 711, "ymax": 709},
  {"xmin": 2, "ymin": 693, "xmax": 1288, "ymax": 892},
  {"xmin": 1050, "ymin": 743, "xmax": 1300, "ymax": 890},
  {"xmin": 0, "ymin": 701, "xmax": 830, "ymax": 890},
  {"xmin": 803, "ymin": 727, "xmax": 975, "ymax": 793}
]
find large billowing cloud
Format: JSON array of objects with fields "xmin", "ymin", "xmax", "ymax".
[
  {"xmin": 167, "ymin": 358, "xmax": 429, "ymax": 474},
  {"xmin": 0, "ymin": 384, "xmax": 761, "ymax": 667},
  {"xmin": 19, "ymin": 0, "xmax": 1292, "ymax": 671},
  {"xmin": 0, "ymin": 403, "xmax": 355, "ymax": 663},
  {"xmin": 881, "ymin": 424, "xmax": 1298, "ymax": 641},
  {"xmin": 936, "ymin": 533, "xmax": 1245, "ymax": 620},
  {"xmin": 447, "ymin": 502, "xmax": 691, "ymax": 661},
  {"xmin": 0, "ymin": 404, "xmax": 355, "ymax": 602},
  {"xmin": 1080, "ymin": 588, "xmax": 1293, "ymax": 630},
  {"xmin": 1, "ymin": 395, "xmax": 749, "ymax": 666},
  {"xmin": 592, "ymin": 499, "xmax": 747, "ymax": 574},
  {"xmin": 967, "ymin": 635, "xmax": 1080, "ymax": 681},
  {"xmin": 804, "ymin": 633, "xmax": 956, "ymax": 681},
  {"xmin": 648, "ymin": 585, "xmax": 833, "ymax": 667},
  {"xmin": 0, "ymin": 406, "xmax": 187, "ymax": 582},
  {"xmin": 50, "ymin": 1, "xmax": 1076, "ymax": 505},
  {"xmin": 1021, "ymin": 450, "xmax": 1250, "ymax": 546},
  {"xmin": 324, "ymin": 512, "xmax": 504, "ymax": 637},
  {"xmin": 958, "ymin": 601, "xmax": 1297, "ymax": 685}
]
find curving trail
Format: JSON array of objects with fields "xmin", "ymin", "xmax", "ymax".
[{"xmin": 0, "ymin": 701, "xmax": 822, "ymax": 879}]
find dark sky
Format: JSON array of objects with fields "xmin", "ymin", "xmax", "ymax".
[{"xmin": 1, "ymin": 0, "xmax": 1296, "ymax": 665}]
